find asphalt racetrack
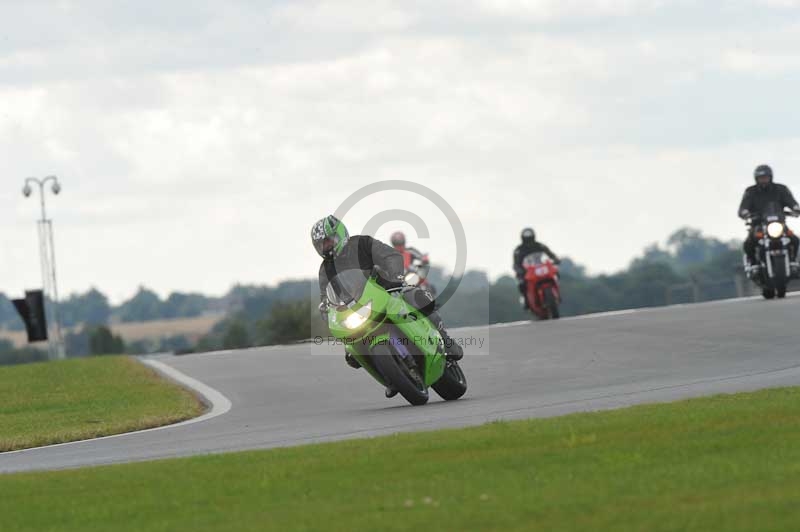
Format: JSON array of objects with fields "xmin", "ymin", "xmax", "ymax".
[{"xmin": 2, "ymin": 295, "xmax": 799, "ymax": 474}]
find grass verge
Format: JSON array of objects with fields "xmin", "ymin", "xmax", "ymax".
[
  {"xmin": 0, "ymin": 356, "xmax": 204, "ymax": 451},
  {"xmin": 3, "ymin": 386, "xmax": 800, "ymax": 531}
]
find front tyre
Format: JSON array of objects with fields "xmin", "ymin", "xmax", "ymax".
[
  {"xmin": 544, "ymin": 288, "xmax": 560, "ymax": 320},
  {"xmin": 371, "ymin": 344, "xmax": 429, "ymax": 406},
  {"xmin": 432, "ymin": 360, "xmax": 468, "ymax": 401},
  {"xmin": 771, "ymin": 256, "xmax": 788, "ymax": 299}
]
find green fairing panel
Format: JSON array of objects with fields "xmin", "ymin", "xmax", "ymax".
[{"xmin": 327, "ymin": 277, "xmax": 445, "ymax": 387}]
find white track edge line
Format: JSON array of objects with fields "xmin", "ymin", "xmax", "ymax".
[{"xmin": 1, "ymin": 358, "xmax": 232, "ymax": 456}]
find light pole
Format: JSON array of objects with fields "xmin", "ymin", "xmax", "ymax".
[{"xmin": 22, "ymin": 176, "xmax": 65, "ymax": 360}]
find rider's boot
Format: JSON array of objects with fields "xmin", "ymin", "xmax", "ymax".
[
  {"xmin": 385, "ymin": 386, "xmax": 398, "ymax": 398},
  {"xmin": 439, "ymin": 328, "xmax": 463, "ymax": 361}
]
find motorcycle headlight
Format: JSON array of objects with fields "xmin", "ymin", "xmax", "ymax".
[
  {"xmin": 767, "ymin": 222, "xmax": 785, "ymax": 239},
  {"xmin": 343, "ymin": 301, "xmax": 372, "ymax": 329}
]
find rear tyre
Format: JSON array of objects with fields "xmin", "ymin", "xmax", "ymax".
[
  {"xmin": 371, "ymin": 344, "xmax": 429, "ymax": 406},
  {"xmin": 432, "ymin": 361, "xmax": 467, "ymax": 401},
  {"xmin": 777, "ymin": 285, "xmax": 787, "ymax": 298},
  {"xmin": 544, "ymin": 288, "xmax": 560, "ymax": 320}
]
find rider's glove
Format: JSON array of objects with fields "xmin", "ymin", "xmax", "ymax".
[
  {"xmin": 318, "ymin": 301, "xmax": 328, "ymax": 322},
  {"xmin": 739, "ymin": 208, "xmax": 751, "ymax": 219},
  {"xmin": 373, "ymin": 265, "xmax": 403, "ymax": 289}
]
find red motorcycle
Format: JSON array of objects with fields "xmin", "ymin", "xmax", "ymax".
[{"xmin": 523, "ymin": 253, "xmax": 562, "ymax": 320}]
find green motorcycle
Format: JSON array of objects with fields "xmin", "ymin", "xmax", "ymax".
[{"xmin": 324, "ymin": 267, "xmax": 467, "ymax": 406}]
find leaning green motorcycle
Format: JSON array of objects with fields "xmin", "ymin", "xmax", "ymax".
[{"xmin": 325, "ymin": 268, "xmax": 467, "ymax": 406}]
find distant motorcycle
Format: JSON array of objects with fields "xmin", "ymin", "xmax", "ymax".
[
  {"xmin": 406, "ymin": 256, "xmax": 437, "ymax": 299},
  {"xmin": 522, "ymin": 253, "xmax": 561, "ymax": 319},
  {"xmin": 745, "ymin": 206, "xmax": 799, "ymax": 299}
]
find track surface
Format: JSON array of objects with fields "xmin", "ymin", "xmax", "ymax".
[{"xmin": 2, "ymin": 296, "xmax": 799, "ymax": 473}]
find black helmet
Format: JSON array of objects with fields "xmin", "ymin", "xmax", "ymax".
[
  {"xmin": 311, "ymin": 215, "xmax": 349, "ymax": 259},
  {"xmin": 390, "ymin": 231, "xmax": 406, "ymax": 247},
  {"xmin": 754, "ymin": 164, "xmax": 773, "ymax": 188},
  {"xmin": 521, "ymin": 227, "xmax": 536, "ymax": 244}
]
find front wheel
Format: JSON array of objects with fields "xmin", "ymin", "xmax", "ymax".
[
  {"xmin": 371, "ymin": 344, "xmax": 429, "ymax": 406},
  {"xmin": 432, "ymin": 361, "xmax": 467, "ymax": 401},
  {"xmin": 543, "ymin": 288, "xmax": 560, "ymax": 319},
  {"xmin": 770, "ymin": 256, "xmax": 788, "ymax": 299}
]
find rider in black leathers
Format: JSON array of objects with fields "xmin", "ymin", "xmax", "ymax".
[
  {"xmin": 738, "ymin": 165, "xmax": 800, "ymax": 277},
  {"xmin": 513, "ymin": 228, "xmax": 561, "ymax": 308},
  {"xmin": 311, "ymin": 215, "xmax": 462, "ymax": 397}
]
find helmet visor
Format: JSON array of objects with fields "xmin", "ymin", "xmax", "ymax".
[{"xmin": 314, "ymin": 235, "xmax": 339, "ymax": 258}]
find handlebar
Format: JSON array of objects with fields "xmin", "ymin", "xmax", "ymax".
[{"xmin": 745, "ymin": 209, "xmax": 799, "ymax": 225}]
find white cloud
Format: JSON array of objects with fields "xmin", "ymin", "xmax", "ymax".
[{"xmin": 1, "ymin": 0, "xmax": 800, "ymax": 303}]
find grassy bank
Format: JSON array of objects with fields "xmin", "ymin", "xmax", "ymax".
[
  {"xmin": 3, "ymin": 386, "xmax": 800, "ymax": 531},
  {"xmin": 0, "ymin": 356, "xmax": 203, "ymax": 451}
]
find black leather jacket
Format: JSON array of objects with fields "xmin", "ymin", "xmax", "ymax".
[
  {"xmin": 318, "ymin": 235, "xmax": 404, "ymax": 301},
  {"xmin": 738, "ymin": 183, "xmax": 800, "ymax": 220}
]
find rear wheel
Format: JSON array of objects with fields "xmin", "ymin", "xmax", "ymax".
[
  {"xmin": 543, "ymin": 288, "xmax": 560, "ymax": 319},
  {"xmin": 432, "ymin": 361, "xmax": 467, "ymax": 401},
  {"xmin": 371, "ymin": 344, "xmax": 429, "ymax": 406}
]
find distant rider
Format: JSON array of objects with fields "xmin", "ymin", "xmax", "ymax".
[
  {"xmin": 738, "ymin": 164, "xmax": 800, "ymax": 278},
  {"xmin": 391, "ymin": 231, "xmax": 430, "ymax": 276},
  {"xmin": 390, "ymin": 231, "xmax": 435, "ymax": 295},
  {"xmin": 513, "ymin": 228, "xmax": 561, "ymax": 308},
  {"xmin": 311, "ymin": 216, "xmax": 462, "ymax": 396}
]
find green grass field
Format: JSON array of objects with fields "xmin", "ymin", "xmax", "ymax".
[
  {"xmin": 3, "ymin": 387, "xmax": 800, "ymax": 532},
  {"xmin": 0, "ymin": 356, "xmax": 204, "ymax": 451}
]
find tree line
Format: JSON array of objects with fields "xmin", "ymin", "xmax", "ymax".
[{"xmin": 0, "ymin": 227, "xmax": 749, "ymax": 365}]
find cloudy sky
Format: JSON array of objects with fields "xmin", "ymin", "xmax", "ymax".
[{"xmin": 2, "ymin": 0, "xmax": 800, "ymax": 303}]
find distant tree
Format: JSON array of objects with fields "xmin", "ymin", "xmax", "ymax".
[
  {"xmin": 65, "ymin": 328, "xmax": 90, "ymax": 357},
  {"xmin": 256, "ymin": 300, "xmax": 325, "ymax": 345},
  {"xmin": 116, "ymin": 287, "xmax": 163, "ymax": 322},
  {"xmin": 158, "ymin": 335, "xmax": 192, "ymax": 353},
  {"xmin": 162, "ymin": 293, "xmax": 209, "ymax": 319},
  {"xmin": 632, "ymin": 244, "xmax": 674, "ymax": 269},
  {"xmin": 60, "ymin": 288, "xmax": 112, "ymax": 327},
  {"xmin": 88, "ymin": 325, "xmax": 126, "ymax": 355},
  {"xmin": 558, "ymin": 257, "xmax": 587, "ymax": 278},
  {"xmin": 222, "ymin": 319, "xmax": 250, "ymax": 349},
  {"xmin": 0, "ymin": 339, "xmax": 48, "ymax": 366},
  {"xmin": 126, "ymin": 339, "xmax": 157, "ymax": 355},
  {"xmin": 457, "ymin": 270, "xmax": 491, "ymax": 292},
  {"xmin": 667, "ymin": 228, "xmax": 729, "ymax": 270},
  {"xmin": 0, "ymin": 293, "xmax": 19, "ymax": 329}
]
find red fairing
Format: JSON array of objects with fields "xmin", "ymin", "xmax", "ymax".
[{"xmin": 524, "ymin": 260, "xmax": 561, "ymax": 320}]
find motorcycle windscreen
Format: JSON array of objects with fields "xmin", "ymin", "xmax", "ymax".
[
  {"xmin": 325, "ymin": 269, "xmax": 371, "ymax": 307},
  {"xmin": 762, "ymin": 201, "xmax": 787, "ymax": 222},
  {"xmin": 522, "ymin": 252, "xmax": 550, "ymax": 267}
]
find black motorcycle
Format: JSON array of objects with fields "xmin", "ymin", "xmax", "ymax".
[{"xmin": 745, "ymin": 207, "xmax": 799, "ymax": 299}]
